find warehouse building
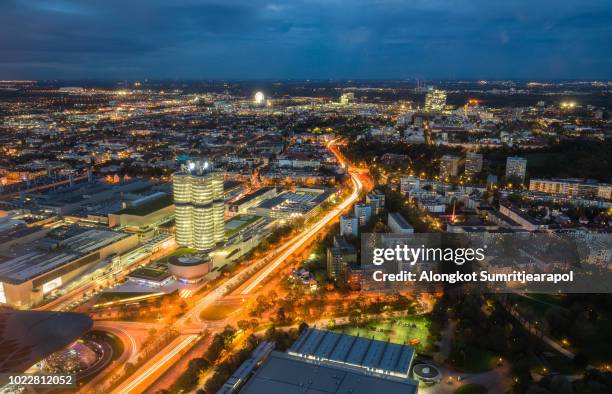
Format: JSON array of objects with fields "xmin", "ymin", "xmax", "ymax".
[
  {"xmin": 0, "ymin": 227, "xmax": 138, "ymax": 308},
  {"xmin": 238, "ymin": 328, "xmax": 418, "ymax": 394}
]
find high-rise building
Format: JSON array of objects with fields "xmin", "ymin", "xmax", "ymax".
[
  {"xmin": 340, "ymin": 214, "xmax": 359, "ymax": 237},
  {"xmin": 529, "ymin": 178, "xmax": 612, "ymax": 200},
  {"xmin": 173, "ymin": 161, "xmax": 224, "ymax": 251},
  {"xmin": 366, "ymin": 189, "xmax": 385, "ymax": 214},
  {"xmin": 326, "ymin": 236, "xmax": 357, "ymax": 281},
  {"xmin": 400, "ymin": 176, "xmax": 420, "ymax": 194},
  {"xmin": 505, "ymin": 156, "xmax": 527, "ymax": 183},
  {"xmin": 439, "ymin": 155, "xmax": 461, "ymax": 179},
  {"xmin": 424, "ymin": 88, "xmax": 447, "ymax": 112},
  {"xmin": 354, "ymin": 202, "xmax": 372, "ymax": 226},
  {"xmin": 464, "ymin": 152, "xmax": 483, "ymax": 177}
]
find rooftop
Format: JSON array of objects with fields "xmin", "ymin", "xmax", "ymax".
[
  {"xmin": 232, "ymin": 187, "xmax": 276, "ymax": 206},
  {"xmin": 289, "ymin": 328, "xmax": 415, "ymax": 379},
  {"xmin": 388, "ymin": 212, "xmax": 414, "ymax": 230},
  {"xmin": 0, "ymin": 227, "xmax": 130, "ymax": 284},
  {"xmin": 241, "ymin": 351, "xmax": 418, "ymax": 394},
  {"xmin": 0, "ymin": 310, "xmax": 92, "ymax": 374},
  {"xmin": 116, "ymin": 193, "xmax": 173, "ymax": 216}
]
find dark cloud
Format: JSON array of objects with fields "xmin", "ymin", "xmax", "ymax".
[{"xmin": 0, "ymin": 0, "xmax": 610, "ymax": 79}]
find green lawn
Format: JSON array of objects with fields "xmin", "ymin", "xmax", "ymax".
[
  {"xmin": 334, "ymin": 315, "xmax": 433, "ymax": 352},
  {"xmin": 455, "ymin": 383, "xmax": 488, "ymax": 394},
  {"xmin": 199, "ymin": 304, "xmax": 235, "ymax": 321},
  {"xmin": 450, "ymin": 347, "xmax": 498, "ymax": 373}
]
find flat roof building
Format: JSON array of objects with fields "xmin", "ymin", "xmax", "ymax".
[
  {"xmin": 288, "ymin": 328, "xmax": 417, "ymax": 380},
  {"xmin": 239, "ymin": 329, "xmax": 418, "ymax": 394},
  {"xmin": 0, "ymin": 227, "xmax": 138, "ymax": 308},
  {"xmin": 228, "ymin": 187, "xmax": 277, "ymax": 215},
  {"xmin": 108, "ymin": 192, "xmax": 174, "ymax": 235},
  {"xmin": 505, "ymin": 156, "xmax": 527, "ymax": 183},
  {"xmin": 388, "ymin": 212, "xmax": 414, "ymax": 234},
  {"xmin": 173, "ymin": 161, "xmax": 224, "ymax": 251},
  {"xmin": 439, "ymin": 155, "xmax": 461, "ymax": 179},
  {"xmin": 250, "ymin": 187, "xmax": 333, "ymax": 221},
  {"xmin": 464, "ymin": 152, "xmax": 483, "ymax": 177},
  {"xmin": 240, "ymin": 352, "xmax": 418, "ymax": 394},
  {"xmin": 327, "ymin": 236, "xmax": 357, "ymax": 282}
]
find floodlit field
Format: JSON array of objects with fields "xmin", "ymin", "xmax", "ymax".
[{"xmin": 335, "ymin": 315, "xmax": 432, "ymax": 352}]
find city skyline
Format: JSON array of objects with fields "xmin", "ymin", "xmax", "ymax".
[
  {"xmin": 1, "ymin": 0, "xmax": 611, "ymax": 80},
  {"xmin": 1, "ymin": 3, "xmax": 611, "ymax": 393}
]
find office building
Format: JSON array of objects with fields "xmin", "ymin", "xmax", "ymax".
[
  {"xmin": 326, "ymin": 236, "xmax": 357, "ymax": 281},
  {"xmin": 0, "ymin": 227, "xmax": 138, "ymax": 308},
  {"xmin": 439, "ymin": 155, "xmax": 461, "ymax": 179},
  {"xmin": 249, "ymin": 187, "xmax": 333, "ymax": 221},
  {"xmin": 424, "ymin": 88, "xmax": 447, "ymax": 112},
  {"xmin": 464, "ymin": 152, "xmax": 483, "ymax": 177},
  {"xmin": 529, "ymin": 178, "xmax": 612, "ymax": 200},
  {"xmin": 366, "ymin": 189, "xmax": 385, "ymax": 214},
  {"xmin": 388, "ymin": 212, "xmax": 414, "ymax": 234},
  {"xmin": 354, "ymin": 202, "xmax": 372, "ymax": 226},
  {"xmin": 173, "ymin": 161, "xmax": 224, "ymax": 251},
  {"xmin": 340, "ymin": 214, "xmax": 358, "ymax": 237},
  {"xmin": 228, "ymin": 187, "xmax": 277, "ymax": 215},
  {"xmin": 401, "ymin": 176, "xmax": 420, "ymax": 194},
  {"xmin": 505, "ymin": 156, "xmax": 527, "ymax": 182},
  {"xmin": 108, "ymin": 192, "xmax": 174, "ymax": 235}
]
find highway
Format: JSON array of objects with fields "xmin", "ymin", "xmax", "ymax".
[
  {"xmin": 241, "ymin": 173, "xmax": 361, "ymax": 295},
  {"xmin": 111, "ymin": 334, "xmax": 200, "ymax": 394},
  {"xmin": 95, "ymin": 138, "xmax": 365, "ymax": 393}
]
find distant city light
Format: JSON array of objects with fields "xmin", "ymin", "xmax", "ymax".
[{"xmin": 254, "ymin": 91, "xmax": 265, "ymax": 105}]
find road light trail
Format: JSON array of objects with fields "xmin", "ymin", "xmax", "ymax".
[
  {"xmin": 113, "ymin": 334, "xmax": 198, "ymax": 394},
  {"xmin": 110, "ymin": 138, "xmax": 364, "ymax": 393},
  {"xmin": 241, "ymin": 173, "xmax": 362, "ymax": 294}
]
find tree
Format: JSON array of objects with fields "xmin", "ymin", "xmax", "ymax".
[{"xmin": 237, "ymin": 320, "xmax": 250, "ymax": 331}]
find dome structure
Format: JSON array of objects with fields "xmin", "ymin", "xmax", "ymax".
[{"xmin": 168, "ymin": 254, "xmax": 211, "ymax": 282}]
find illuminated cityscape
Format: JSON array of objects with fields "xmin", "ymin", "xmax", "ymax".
[{"xmin": 0, "ymin": 1, "xmax": 611, "ymax": 394}]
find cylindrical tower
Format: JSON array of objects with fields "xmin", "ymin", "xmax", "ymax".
[
  {"xmin": 172, "ymin": 162, "xmax": 225, "ymax": 251},
  {"xmin": 211, "ymin": 173, "xmax": 225, "ymax": 243},
  {"xmin": 173, "ymin": 173, "xmax": 193, "ymax": 247}
]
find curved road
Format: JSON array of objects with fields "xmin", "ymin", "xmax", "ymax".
[
  {"xmin": 179, "ymin": 139, "xmax": 363, "ymax": 327},
  {"xmin": 78, "ymin": 321, "xmax": 139, "ymax": 393},
  {"xmin": 116, "ymin": 138, "xmax": 365, "ymax": 393}
]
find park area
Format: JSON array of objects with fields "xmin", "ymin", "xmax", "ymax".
[
  {"xmin": 200, "ymin": 304, "xmax": 235, "ymax": 321},
  {"xmin": 333, "ymin": 315, "xmax": 433, "ymax": 353}
]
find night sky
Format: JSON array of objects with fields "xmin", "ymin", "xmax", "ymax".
[{"xmin": 1, "ymin": 0, "xmax": 611, "ymax": 80}]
